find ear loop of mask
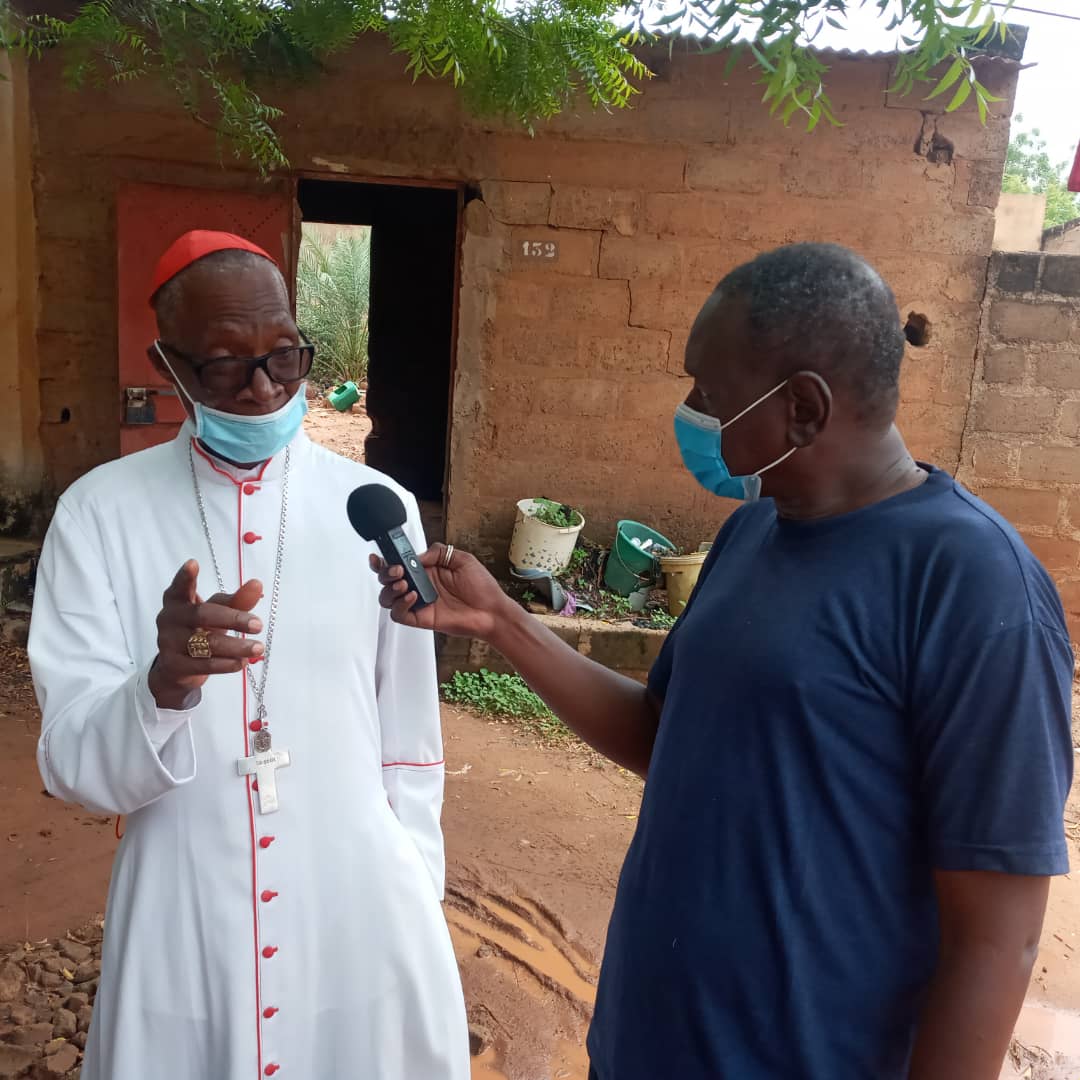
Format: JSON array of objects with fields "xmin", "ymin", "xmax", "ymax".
[
  {"xmin": 719, "ymin": 379, "xmax": 789, "ymax": 432},
  {"xmin": 153, "ymin": 341, "xmax": 199, "ymax": 417},
  {"xmin": 721, "ymin": 379, "xmax": 798, "ymax": 479}
]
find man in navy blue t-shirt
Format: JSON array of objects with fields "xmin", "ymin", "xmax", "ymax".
[{"xmin": 372, "ymin": 243, "xmax": 1074, "ymax": 1078}]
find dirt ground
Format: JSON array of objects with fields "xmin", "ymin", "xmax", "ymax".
[
  {"xmin": 303, "ymin": 393, "xmax": 373, "ymax": 459},
  {"xmin": 4, "ymin": 407, "xmax": 1080, "ymax": 1078}
]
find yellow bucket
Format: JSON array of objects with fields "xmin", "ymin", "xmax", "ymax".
[{"xmin": 660, "ymin": 551, "xmax": 708, "ymax": 617}]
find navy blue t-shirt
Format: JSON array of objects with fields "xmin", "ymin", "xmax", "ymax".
[{"xmin": 587, "ymin": 469, "xmax": 1073, "ymax": 1079}]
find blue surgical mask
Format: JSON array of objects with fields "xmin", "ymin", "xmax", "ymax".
[
  {"xmin": 156, "ymin": 342, "xmax": 308, "ymax": 463},
  {"xmin": 674, "ymin": 380, "xmax": 796, "ymax": 501}
]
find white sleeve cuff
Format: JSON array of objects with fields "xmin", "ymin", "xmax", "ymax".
[{"xmin": 135, "ymin": 667, "xmax": 200, "ymax": 755}]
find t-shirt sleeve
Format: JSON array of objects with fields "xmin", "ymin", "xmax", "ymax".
[{"xmin": 913, "ymin": 619, "xmax": 1074, "ymax": 876}]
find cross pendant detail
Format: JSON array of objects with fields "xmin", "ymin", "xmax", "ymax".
[{"xmin": 237, "ymin": 729, "xmax": 291, "ymax": 815}]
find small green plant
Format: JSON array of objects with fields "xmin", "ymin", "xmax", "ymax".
[
  {"xmin": 567, "ymin": 547, "xmax": 588, "ymax": 573},
  {"xmin": 441, "ymin": 669, "xmax": 572, "ymax": 743},
  {"xmin": 646, "ymin": 610, "xmax": 678, "ymax": 631},
  {"xmin": 531, "ymin": 498, "xmax": 580, "ymax": 530}
]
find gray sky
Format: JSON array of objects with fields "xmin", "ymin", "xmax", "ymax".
[{"xmin": 814, "ymin": 0, "xmax": 1078, "ymax": 170}]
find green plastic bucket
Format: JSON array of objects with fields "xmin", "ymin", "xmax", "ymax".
[
  {"xmin": 327, "ymin": 380, "xmax": 361, "ymax": 412},
  {"xmin": 604, "ymin": 520, "xmax": 676, "ymax": 597}
]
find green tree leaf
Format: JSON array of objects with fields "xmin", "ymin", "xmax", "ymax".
[{"xmin": 2, "ymin": 0, "xmax": 1013, "ymax": 172}]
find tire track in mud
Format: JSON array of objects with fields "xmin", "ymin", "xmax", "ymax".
[{"xmin": 446, "ymin": 881, "xmax": 598, "ymax": 1017}]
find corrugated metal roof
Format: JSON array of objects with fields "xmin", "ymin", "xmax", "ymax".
[{"xmin": 650, "ymin": 23, "xmax": 1028, "ymax": 63}]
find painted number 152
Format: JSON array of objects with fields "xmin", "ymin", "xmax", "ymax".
[{"xmin": 521, "ymin": 241, "xmax": 557, "ymax": 259}]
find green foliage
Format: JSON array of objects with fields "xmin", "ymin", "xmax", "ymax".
[
  {"xmin": 441, "ymin": 669, "xmax": 572, "ymax": 742},
  {"xmin": 2, "ymin": 0, "xmax": 1017, "ymax": 172},
  {"xmin": 295, "ymin": 228, "xmax": 372, "ymax": 388},
  {"xmin": 1002, "ymin": 118, "xmax": 1080, "ymax": 232},
  {"xmin": 531, "ymin": 497, "xmax": 580, "ymax": 530},
  {"xmin": 645, "ymin": 609, "xmax": 678, "ymax": 630}
]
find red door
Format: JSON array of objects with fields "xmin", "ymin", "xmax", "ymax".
[{"xmin": 117, "ymin": 182, "xmax": 294, "ymax": 455}]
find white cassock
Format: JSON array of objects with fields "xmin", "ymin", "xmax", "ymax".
[{"xmin": 29, "ymin": 425, "xmax": 469, "ymax": 1080}]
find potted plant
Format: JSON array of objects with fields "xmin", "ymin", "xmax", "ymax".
[{"xmin": 508, "ymin": 498, "xmax": 586, "ymax": 573}]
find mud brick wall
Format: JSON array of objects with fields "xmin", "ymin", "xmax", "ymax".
[
  {"xmin": 20, "ymin": 38, "xmax": 1017, "ymax": 561},
  {"xmin": 958, "ymin": 252, "xmax": 1080, "ymax": 636}
]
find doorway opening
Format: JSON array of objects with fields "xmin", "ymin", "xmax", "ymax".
[{"xmin": 296, "ymin": 178, "xmax": 461, "ymax": 543}]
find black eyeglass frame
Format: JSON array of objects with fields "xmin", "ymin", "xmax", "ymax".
[{"xmin": 152, "ymin": 332, "xmax": 316, "ymax": 392}]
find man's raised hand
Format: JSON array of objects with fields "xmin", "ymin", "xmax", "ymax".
[{"xmin": 148, "ymin": 560, "xmax": 265, "ymax": 710}]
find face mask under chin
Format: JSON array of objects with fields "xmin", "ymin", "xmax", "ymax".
[
  {"xmin": 155, "ymin": 343, "xmax": 307, "ymax": 462},
  {"xmin": 193, "ymin": 388, "xmax": 309, "ymax": 463}
]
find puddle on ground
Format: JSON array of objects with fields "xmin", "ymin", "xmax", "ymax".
[
  {"xmin": 448, "ymin": 891, "xmax": 598, "ymax": 1008},
  {"xmin": 470, "ymin": 1047, "xmax": 510, "ymax": 1080},
  {"xmin": 1015, "ymin": 1002, "xmax": 1080, "ymax": 1055},
  {"xmin": 468, "ymin": 1039, "xmax": 589, "ymax": 1080},
  {"xmin": 1002, "ymin": 1004, "xmax": 1080, "ymax": 1079}
]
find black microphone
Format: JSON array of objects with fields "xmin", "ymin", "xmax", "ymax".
[{"xmin": 346, "ymin": 484, "xmax": 439, "ymax": 611}]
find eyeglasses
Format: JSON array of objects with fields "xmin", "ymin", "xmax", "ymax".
[{"xmin": 155, "ymin": 336, "xmax": 316, "ymax": 395}]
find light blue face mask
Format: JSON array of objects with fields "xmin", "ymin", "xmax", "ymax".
[
  {"xmin": 155, "ymin": 342, "xmax": 308, "ymax": 463},
  {"xmin": 674, "ymin": 380, "xmax": 796, "ymax": 501}
]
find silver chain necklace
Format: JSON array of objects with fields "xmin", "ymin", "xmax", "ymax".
[{"xmin": 188, "ymin": 444, "xmax": 290, "ymax": 735}]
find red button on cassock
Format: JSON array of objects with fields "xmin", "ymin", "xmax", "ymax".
[
  {"xmin": 251, "ymin": 780, "xmax": 259, "ymax": 792},
  {"xmin": 243, "ymin": 532, "xmax": 262, "ymax": 544},
  {"xmin": 263, "ymin": 1007, "xmax": 279, "ymax": 1019},
  {"xmin": 264, "ymin": 1066, "xmax": 280, "ymax": 1076},
  {"xmin": 243, "ymin": 484, "xmax": 259, "ymax": 496},
  {"xmin": 262, "ymin": 946, "xmax": 278, "ymax": 959},
  {"xmin": 259, "ymin": 836, "xmax": 275, "ymax": 849},
  {"xmin": 249, "ymin": 720, "xmax": 263, "ymax": 732},
  {"xmin": 260, "ymin": 890, "xmax": 278, "ymax": 903}
]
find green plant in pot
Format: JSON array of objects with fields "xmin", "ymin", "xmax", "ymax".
[{"xmin": 508, "ymin": 497, "xmax": 586, "ymax": 574}]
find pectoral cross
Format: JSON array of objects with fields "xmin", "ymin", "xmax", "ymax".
[{"xmin": 237, "ymin": 729, "xmax": 291, "ymax": 815}]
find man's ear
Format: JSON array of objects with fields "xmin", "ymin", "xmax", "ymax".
[{"xmin": 784, "ymin": 371, "xmax": 832, "ymax": 449}]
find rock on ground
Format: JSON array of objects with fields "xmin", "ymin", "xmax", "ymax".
[{"xmin": 0, "ymin": 921, "xmax": 101, "ymax": 1079}]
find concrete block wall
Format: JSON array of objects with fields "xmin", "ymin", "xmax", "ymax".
[
  {"xmin": 958, "ymin": 251, "xmax": 1080, "ymax": 636},
  {"xmin": 19, "ymin": 38, "xmax": 1018, "ymax": 563}
]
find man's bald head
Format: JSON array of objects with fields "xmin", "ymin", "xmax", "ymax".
[
  {"xmin": 152, "ymin": 249, "xmax": 289, "ymax": 347},
  {"xmin": 688, "ymin": 244, "xmax": 906, "ymax": 425}
]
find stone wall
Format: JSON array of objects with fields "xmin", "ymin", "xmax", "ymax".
[
  {"xmin": 436, "ymin": 615, "xmax": 666, "ymax": 686},
  {"xmin": 20, "ymin": 38, "xmax": 1018, "ymax": 559},
  {"xmin": 958, "ymin": 251, "xmax": 1080, "ymax": 636}
]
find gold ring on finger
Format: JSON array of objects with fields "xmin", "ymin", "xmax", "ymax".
[
  {"xmin": 442, "ymin": 544, "xmax": 455, "ymax": 569},
  {"xmin": 187, "ymin": 629, "xmax": 212, "ymax": 660}
]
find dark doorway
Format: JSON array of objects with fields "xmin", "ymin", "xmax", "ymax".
[{"xmin": 297, "ymin": 178, "xmax": 460, "ymax": 541}]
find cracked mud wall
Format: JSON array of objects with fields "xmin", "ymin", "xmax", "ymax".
[{"xmin": 23, "ymin": 38, "xmax": 1017, "ymax": 556}]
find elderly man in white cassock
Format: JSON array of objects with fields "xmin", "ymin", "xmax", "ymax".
[{"xmin": 28, "ymin": 230, "xmax": 469, "ymax": 1080}]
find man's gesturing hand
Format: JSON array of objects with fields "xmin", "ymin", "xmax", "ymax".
[{"xmin": 148, "ymin": 560, "xmax": 265, "ymax": 711}]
